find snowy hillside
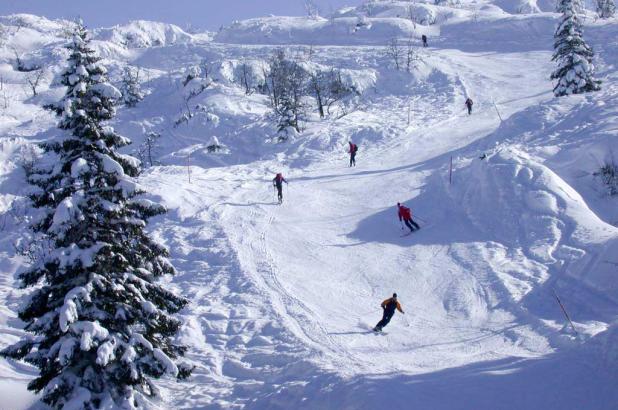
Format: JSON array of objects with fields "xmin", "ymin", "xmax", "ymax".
[{"xmin": 1, "ymin": 0, "xmax": 617, "ymax": 409}]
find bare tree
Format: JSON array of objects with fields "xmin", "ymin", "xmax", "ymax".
[
  {"xmin": 361, "ymin": 1, "xmax": 377, "ymax": 17},
  {"xmin": 404, "ymin": 38, "xmax": 421, "ymax": 73},
  {"xmin": 303, "ymin": 0, "xmax": 320, "ymax": 19},
  {"xmin": 1, "ymin": 89, "xmax": 11, "ymax": 109},
  {"xmin": 386, "ymin": 38, "xmax": 403, "ymax": 70},
  {"xmin": 239, "ymin": 62, "xmax": 252, "ymax": 94},
  {"xmin": 406, "ymin": 6, "xmax": 417, "ymax": 29},
  {"xmin": 25, "ymin": 69, "xmax": 45, "ymax": 97},
  {"xmin": 136, "ymin": 132, "xmax": 162, "ymax": 167},
  {"xmin": 309, "ymin": 68, "xmax": 355, "ymax": 118},
  {"xmin": 12, "ymin": 48, "xmax": 24, "ymax": 71}
]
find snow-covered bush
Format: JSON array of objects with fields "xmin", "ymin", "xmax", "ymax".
[
  {"xmin": 0, "ymin": 21, "xmax": 191, "ymax": 409},
  {"xmin": 407, "ymin": 5, "xmax": 438, "ymax": 25},
  {"xmin": 13, "ymin": 48, "xmax": 42, "ymax": 72},
  {"xmin": 265, "ymin": 49, "xmax": 308, "ymax": 133},
  {"xmin": 594, "ymin": 159, "xmax": 618, "ymax": 196},
  {"xmin": 597, "ymin": 0, "xmax": 616, "ymax": 18},
  {"xmin": 181, "ymin": 64, "xmax": 213, "ymax": 104},
  {"xmin": 121, "ymin": 66, "xmax": 144, "ymax": 107},
  {"xmin": 0, "ymin": 24, "xmax": 8, "ymax": 47},
  {"xmin": 183, "ymin": 65, "xmax": 202, "ymax": 86},
  {"xmin": 434, "ymin": 0, "xmax": 461, "ymax": 6},
  {"xmin": 206, "ymin": 135, "xmax": 225, "ymax": 152},
  {"xmin": 516, "ymin": 0, "xmax": 543, "ymax": 14},
  {"xmin": 551, "ymin": 0, "xmax": 601, "ymax": 97}
]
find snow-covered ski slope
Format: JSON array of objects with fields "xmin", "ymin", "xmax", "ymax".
[{"xmin": 1, "ymin": 1, "xmax": 618, "ymax": 409}]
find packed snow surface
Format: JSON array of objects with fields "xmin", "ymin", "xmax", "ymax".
[{"xmin": 1, "ymin": 1, "xmax": 617, "ymax": 409}]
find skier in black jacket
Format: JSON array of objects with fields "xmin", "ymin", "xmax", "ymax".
[
  {"xmin": 465, "ymin": 98, "xmax": 474, "ymax": 115},
  {"xmin": 374, "ymin": 293, "xmax": 405, "ymax": 332}
]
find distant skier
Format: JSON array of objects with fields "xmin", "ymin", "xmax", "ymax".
[
  {"xmin": 421, "ymin": 34, "xmax": 428, "ymax": 48},
  {"xmin": 272, "ymin": 173, "xmax": 288, "ymax": 204},
  {"xmin": 374, "ymin": 293, "xmax": 405, "ymax": 332},
  {"xmin": 465, "ymin": 97, "xmax": 473, "ymax": 115},
  {"xmin": 397, "ymin": 202, "xmax": 420, "ymax": 233},
  {"xmin": 348, "ymin": 141, "xmax": 358, "ymax": 167}
]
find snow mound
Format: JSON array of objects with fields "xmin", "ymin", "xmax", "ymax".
[
  {"xmin": 451, "ymin": 148, "xmax": 618, "ymax": 301},
  {"xmin": 494, "ymin": 0, "xmax": 543, "ymax": 14},
  {"xmin": 94, "ymin": 20, "xmax": 194, "ymax": 48},
  {"xmin": 215, "ymin": 16, "xmax": 422, "ymax": 46}
]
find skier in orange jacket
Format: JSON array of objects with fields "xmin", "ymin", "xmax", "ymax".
[{"xmin": 374, "ymin": 293, "xmax": 404, "ymax": 332}]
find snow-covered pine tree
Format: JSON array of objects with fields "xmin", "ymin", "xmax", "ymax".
[
  {"xmin": 597, "ymin": 0, "xmax": 616, "ymax": 18},
  {"xmin": 551, "ymin": 0, "xmax": 601, "ymax": 97},
  {"xmin": 0, "ymin": 20, "xmax": 191, "ymax": 409},
  {"xmin": 121, "ymin": 66, "xmax": 144, "ymax": 107}
]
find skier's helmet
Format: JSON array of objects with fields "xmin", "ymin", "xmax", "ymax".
[{"xmin": 393, "ymin": 293, "xmax": 397, "ymax": 298}]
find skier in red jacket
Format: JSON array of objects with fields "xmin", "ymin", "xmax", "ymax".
[
  {"xmin": 397, "ymin": 202, "xmax": 420, "ymax": 233},
  {"xmin": 273, "ymin": 173, "xmax": 288, "ymax": 204},
  {"xmin": 348, "ymin": 141, "xmax": 358, "ymax": 167}
]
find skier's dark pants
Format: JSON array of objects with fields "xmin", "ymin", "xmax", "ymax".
[
  {"xmin": 275, "ymin": 184, "xmax": 283, "ymax": 202},
  {"xmin": 404, "ymin": 218, "xmax": 420, "ymax": 231},
  {"xmin": 350, "ymin": 152, "xmax": 356, "ymax": 167},
  {"xmin": 466, "ymin": 105, "xmax": 472, "ymax": 115},
  {"xmin": 376, "ymin": 310, "xmax": 394, "ymax": 329}
]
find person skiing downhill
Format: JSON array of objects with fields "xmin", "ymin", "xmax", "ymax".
[
  {"xmin": 272, "ymin": 173, "xmax": 288, "ymax": 204},
  {"xmin": 374, "ymin": 293, "xmax": 405, "ymax": 332},
  {"xmin": 465, "ymin": 97, "xmax": 473, "ymax": 115},
  {"xmin": 421, "ymin": 34, "xmax": 428, "ymax": 48},
  {"xmin": 397, "ymin": 202, "xmax": 420, "ymax": 233},
  {"xmin": 348, "ymin": 141, "xmax": 358, "ymax": 167}
]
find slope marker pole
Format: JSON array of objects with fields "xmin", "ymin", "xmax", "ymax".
[
  {"xmin": 492, "ymin": 97, "xmax": 503, "ymax": 122},
  {"xmin": 553, "ymin": 289, "xmax": 578, "ymax": 335}
]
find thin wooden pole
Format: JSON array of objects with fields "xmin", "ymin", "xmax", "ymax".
[{"xmin": 553, "ymin": 289, "xmax": 578, "ymax": 335}]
